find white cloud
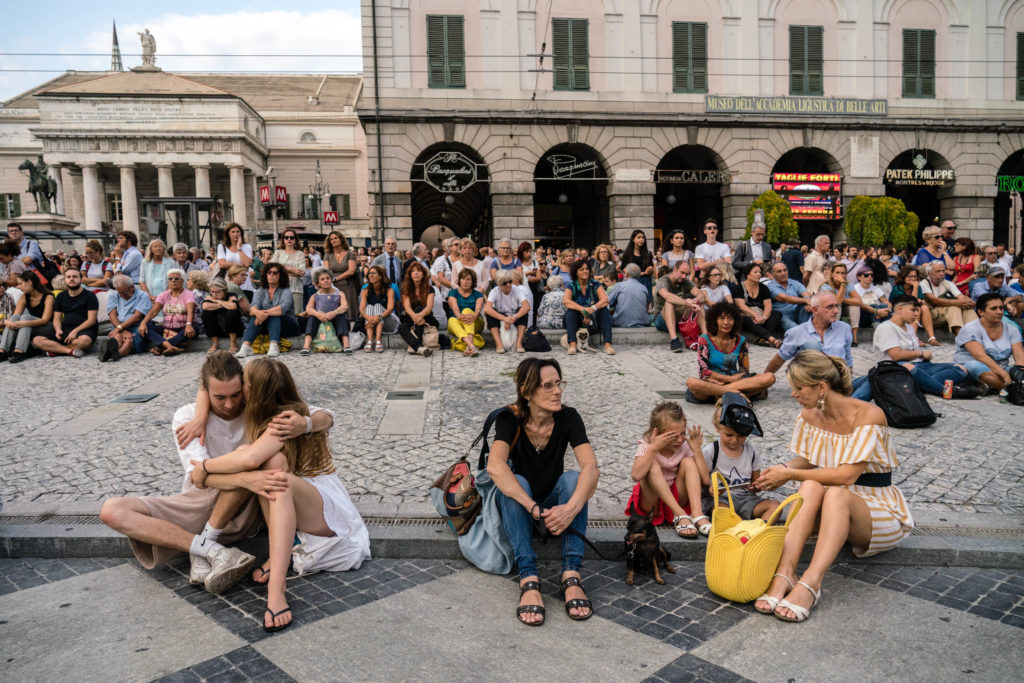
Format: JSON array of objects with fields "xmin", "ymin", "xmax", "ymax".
[{"xmin": 86, "ymin": 10, "xmax": 364, "ymax": 74}]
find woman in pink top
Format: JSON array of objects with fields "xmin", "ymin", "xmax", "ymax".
[
  {"xmin": 138, "ymin": 267, "xmax": 196, "ymax": 355},
  {"xmin": 624, "ymin": 402, "xmax": 709, "ymax": 538}
]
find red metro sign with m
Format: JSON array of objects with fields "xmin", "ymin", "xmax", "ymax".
[{"xmin": 260, "ymin": 186, "xmax": 288, "ymax": 206}]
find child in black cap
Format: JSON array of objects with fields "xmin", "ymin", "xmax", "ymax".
[{"xmin": 699, "ymin": 392, "xmax": 780, "ymax": 521}]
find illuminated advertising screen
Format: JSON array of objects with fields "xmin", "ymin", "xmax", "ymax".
[{"xmin": 772, "ymin": 173, "xmax": 842, "ymax": 220}]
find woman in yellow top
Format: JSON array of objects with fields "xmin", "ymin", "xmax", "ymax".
[{"xmin": 752, "ymin": 350, "xmax": 914, "ymax": 622}]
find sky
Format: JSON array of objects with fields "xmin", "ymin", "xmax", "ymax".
[{"xmin": 0, "ymin": 0, "xmax": 364, "ymax": 102}]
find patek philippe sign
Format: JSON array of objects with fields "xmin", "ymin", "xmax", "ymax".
[
  {"xmin": 655, "ymin": 169, "xmax": 732, "ymax": 184},
  {"xmin": 423, "ymin": 151, "xmax": 478, "ymax": 193},
  {"xmin": 884, "ymin": 154, "xmax": 955, "ymax": 187},
  {"xmin": 705, "ymin": 95, "xmax": 887, "ymax": 117},
  {"xmin": 547, "ymin": 154, "xmax": 599, "ymax": 179}
]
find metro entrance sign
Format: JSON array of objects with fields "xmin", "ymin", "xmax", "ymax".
[
  {"xmin": 323, "ymin": 211, "xmax": 339, "ymax": 224},
  {"xmin": 259, "ymin": 185, "xmax": 288, "ymax": 206}
]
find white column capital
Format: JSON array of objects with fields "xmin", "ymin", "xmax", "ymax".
[
  {"xmin": 117, "ymin": 162, "xmax": 137, "ymax": 170},
  {"xmin": 78, "ymin": 161, "xmax": 98, "ymax": 169},
  {"xmin": 191, "ymin": 162, "xmax": 212, "ymax": 169},
  {"xmin": 153, "ymin": 161, "xmax": 174, "ymax": 168}
]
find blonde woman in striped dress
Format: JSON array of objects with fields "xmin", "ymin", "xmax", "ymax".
[{"xmin": 751, "ymin": 350, "xmax": 914, "ymax": 622}]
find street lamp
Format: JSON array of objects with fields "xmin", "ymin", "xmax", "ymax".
[
  {"xmin": 309, "ymin": 159, "xmax": 330, "ymax": 234},
  {"xmin": 265, "ymin": 166, "xmax": 279, "ymax": 247}
]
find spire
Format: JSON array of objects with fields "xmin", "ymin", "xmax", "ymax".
[{"xmin": 111, "ymin": 20, "xmax": 124, "ymax": 71}]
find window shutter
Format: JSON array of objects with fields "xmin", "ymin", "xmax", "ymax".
[
  {"xmin": 427, "ymin": 16, "xmax": 446, "ymax": 88},
  {"xmin": 342, "ymin": 194, "xmax": 351, "ymax": 220},
  {"xmin": 902, "ymin": 29, "xmax": 917, "ymax": 95},
  {"xmin": 570, "ymin": 19, "xmax": 589, "ymax": 90},
  {"xmin": 446, "ymin": 16, "xmax": 465, "ymax": 88},
  {"xmin": 673, "ymin": 22, "xmax": 688, "ymax": 92},
  {"xmin": 691, "ymin": 22, "xmax": 708, "ymax": 93},
  {"xmin": 552, "ymin": 18, "xmax": 570, "ymax": 90},
  {"xmin": 790, "ymin": 26, "xmax": 806, "ymax": 95},
  {"xmin": 1018, "ymin": 32, "xmax": 1024, "ymax": 100},
  {"xmin": 919, "ymin": 30, "xmax": 935, "ymax": 97},
  {"xmin": 807, "ymin": 26, "xmax": 823, "ymax": 95}
]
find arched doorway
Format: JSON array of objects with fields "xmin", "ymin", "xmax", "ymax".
[
  {"xmin": 771, "ymin": 147, "xmax": 843, "ymax": 245},
  {"xmin": 533, "ymin": 143, "xmax": 608, "ymax": 250},
  {"xmin": 654, "ymin": 145, "xmax": 727, "ymax": 252},
  {"xmin": 884, "ymin": 149, "xmax": 955, "ymax": 242},
  {"xmin": 410, "ymin": 143, "xmax": 491, "ymax": 245},
  {"xmin": 995, "ymin": 150, "xmax": 1024, "ymax": 250}
]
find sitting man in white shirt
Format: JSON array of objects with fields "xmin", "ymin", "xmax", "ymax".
[
  {"xmin": 919, "ymin": 261, "xmax": 978, "ymax": 337},
  {"xmin": 850, "ymin": 295, "xmax": 981, "ymax": 401},
  {"xmin": 100, "ymin": 351, "xmax": 334, "ymax": 594}
]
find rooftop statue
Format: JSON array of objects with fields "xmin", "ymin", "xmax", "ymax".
[{"xmin": 138, "ymin": 28, "xmax": 156, "ymax": 67}]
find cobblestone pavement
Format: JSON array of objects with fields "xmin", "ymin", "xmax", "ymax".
[
  {"xmin": 1, "ymin": 555, "xmax": 1021, "ymax": 681},
  {"xmin": 2, "ymin": 340, "xmax": 1023, "ymax": 516}
]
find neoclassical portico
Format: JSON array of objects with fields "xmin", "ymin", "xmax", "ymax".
[{"xmin": 29, "ymin": 70, "xmax": 268, "ymax": 237}]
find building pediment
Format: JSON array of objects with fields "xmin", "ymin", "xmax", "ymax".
[{"xmin": 38, "ymin": 70, "xmax": 234, "ymax": 98}]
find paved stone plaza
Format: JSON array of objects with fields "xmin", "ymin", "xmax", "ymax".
[{"xmin": 1, "ymin": 341, "xmax": 1023, "ymax": 516}]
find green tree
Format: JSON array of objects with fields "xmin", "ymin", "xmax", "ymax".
[
  {"xmin": 844, "ymin": 196, "xmax": 918, "ymax": 250},
  {"xmin": 744, "ymin": 191, "xmax": 799, "ymax": 245}
]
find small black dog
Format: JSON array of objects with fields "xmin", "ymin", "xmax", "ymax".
[{"xmin": 624, "ymin": 509, "xmax": 675, "ymax": 585}]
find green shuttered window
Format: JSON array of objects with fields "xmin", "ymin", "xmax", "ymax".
[
  {"xmin": 672, "ymin": 22, "xmax": 708, "ymax": 93},
  {"xmin": 902, "ymin": 29, "xmax": 936, "ymax": 98},
  {"xmin": 552, "ymin": 18, "xmax": 589, "ymax": 91},
  {"xmin": 427, "ymin": 15, "xmax": 465, "ymax": 89},
  {"xmin": 1017, "ymin": 32, "xmax": 1024, "ymax": 100},
  {"xmin": 1, "ymin": 193, "xmax": 22, "ymax": 219},
  {"xmin": 789, "ymin": 25, "xmax": 823, "ymax": 96}
]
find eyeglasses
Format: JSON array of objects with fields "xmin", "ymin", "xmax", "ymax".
[
  {"xmin": 709, "ymin": 272, "xmax": 722, "ymax": 277},
  {"xmin": 540, "ymin": 380, "xmax": 567, "ymax": 392},
  {"xmin": 167, "ymin": 276, "xmax": 183, "ymax": 281},
  {"xmin": 266, "ymin": 270, "xmax": 281, "ymax": 275},
  {"xmin": 822, "ymin": 304, "xmax": 840, "ymax": 309}
]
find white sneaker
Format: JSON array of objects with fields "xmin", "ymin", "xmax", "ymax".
[
  {"xmin": 188, "ymin": 553, "xmax": 212, "ymax": 585},
  {"xmin": 203, "ymin": 546, "xmax": 257, "ymax": 594},
  {"xmin": 267, "ymin": 342, "xmax": 280, "ymax": 358},
  {"xmin": 235, "ymin": 344, "xmax": 253, "ymax": 358}
]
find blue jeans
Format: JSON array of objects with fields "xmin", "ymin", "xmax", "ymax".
[
  {"xmin": 242, "ymin": 314, "xmax": 300, "ymax": 344},
  {"xmin": 496, "ymin": 470, "xmax": 588, "ymax": 580},
  {"xmin": 778, "ymin": 307, "xmax": 809, "ymax": 331},
  {"xmin": 565, "ymin": 308, "xmax": 612, "ymax": 344},
  {"xmin": 852, "ymin": 361, "xmax": 968, "ymax": 400},
  {"xmin": 637, "ymin": 274, "xmax": 653, "ymax": 305}
]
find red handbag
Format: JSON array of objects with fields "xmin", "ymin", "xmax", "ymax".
[
  {"xmin": 677, "ymin": 310, "xmax": 701, "ymax": 350},
  {"xmin": 431, "ymin": 457, "xmax": 481, "ymax": 536}
]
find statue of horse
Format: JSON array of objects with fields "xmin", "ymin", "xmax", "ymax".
[{"xmin": 18, "ymin": 158, "xmax": 57, "ymax": 214}]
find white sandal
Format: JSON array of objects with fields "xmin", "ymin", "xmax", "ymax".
[
  {"xmin": 754, "ymin": 573, "xmax": 794, "ymax": 614},
  {"xmin": 672, "ymin": 515, "xmax": 698, "ymax": 539},
  {"xmin": 691, "ymin": 514, "xmax": 712, "ymax": 536},
  {"xmin": 774, "ymin": 580, "xmax": 821, "ymax": 623}
]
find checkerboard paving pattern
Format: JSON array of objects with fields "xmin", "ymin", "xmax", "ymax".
[{"xmin": 4, "ymin": 556, "xmax": 1021, "ymax": 681}]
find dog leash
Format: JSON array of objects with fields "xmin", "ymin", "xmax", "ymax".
[{"xmin": 532, "ymin": 509, "xmax": 621, "ymax": 561}]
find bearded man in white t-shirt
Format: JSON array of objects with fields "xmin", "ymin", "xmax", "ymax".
[{"xmin": 100, "ymin": 351, "xmax": 334, "ymax": 594}]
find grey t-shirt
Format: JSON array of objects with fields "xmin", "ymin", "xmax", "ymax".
[{"xmin": 872, "ymin": 320, "xmax": 919, "ymax": 363}]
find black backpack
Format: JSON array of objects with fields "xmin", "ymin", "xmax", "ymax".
[{"xmin": 868, "ymin": 361, "xmax": 937, "ymax": 429}]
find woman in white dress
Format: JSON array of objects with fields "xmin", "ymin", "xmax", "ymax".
[
  {"xmin": 193, "ymin": 358, "xmax": 369, "ymax": 633},
  {"xmin": 217, "ymin": 222, "xmax": 255, "ymax": 300}
]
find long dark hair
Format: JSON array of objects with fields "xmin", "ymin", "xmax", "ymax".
[
  {"xmin": 366, "ymin": 264, "xmax": 389, "ymax": 295},
  {"xmin": 621, "ymin": 230, "xmax": 653, "ymax": 269},
  {"xmin": 400, "ymin": 261, "xmax": 431, "ymax": 305},
  {"xmin": 17, "ymin": 270, "xmax": 49, "ymax": 298},
  {"xmin": 511, "ymin": 358, "xmax": 563, "ymax": 425}
]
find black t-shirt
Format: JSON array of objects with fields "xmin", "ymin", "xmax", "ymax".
[
  {"xmin": 737, "ymin": 281, "xmax": 772, "ymax": 310},
  {"xmin": 494, "ymin": 406, "xmax": 589, "ymax": 501},
  {"xmin": 55, "ymin": 289, "xmax": 99, "ymax": 331}
]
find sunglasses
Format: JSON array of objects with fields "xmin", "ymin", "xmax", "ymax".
[
  {"xmin": 283, "ymin": 235, "xmax": 297, "ymax": 240},
  {"xmin": 266, "ymin": 270, "xmax": 281, "ymax": 275}
]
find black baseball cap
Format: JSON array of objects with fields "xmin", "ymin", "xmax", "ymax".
[{"xmin": 719, "ymin": 392, "xmax": 763, "ymax": 437}]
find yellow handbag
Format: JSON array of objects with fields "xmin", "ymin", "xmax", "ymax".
[
  {"xmin": 250, "ymin": 335, "xmax": 292, "ymax": 354},
  {"xmin": 704, "ymin": 471, "xmax": 803, "ymax": 603}
]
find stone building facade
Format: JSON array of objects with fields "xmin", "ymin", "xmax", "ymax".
[
  {"xmin": 360, "ymin": 0, "xmax": 1024, "ymax": 250},
  {"xmin": 1, "ymin": 68, "xmax": 371, "ymax": 248}
]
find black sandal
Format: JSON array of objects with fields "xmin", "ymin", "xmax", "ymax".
[
  {"xmin": 262, "ymin": 606, "xmax": 292, "ymax": 633},
  {"xmin": 251, "ymin": 565, "xmax": 270, "ymax": 585},
  {"xmin": 517, "ymin": 580, "xmax": 545, "ymax": 626},
  {"xmin": 560, "ymin": 575, "xmax": 593, "ymax": 621}
]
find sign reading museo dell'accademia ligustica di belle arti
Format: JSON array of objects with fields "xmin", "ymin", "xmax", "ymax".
[{"xmin": 705, "ymin": 95, "xmax": 887, "ymax": 116}]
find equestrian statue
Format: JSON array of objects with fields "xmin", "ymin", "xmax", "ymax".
[{"xmin": 19, "ymin": 156, "xmax": 57, "ymax": 214}]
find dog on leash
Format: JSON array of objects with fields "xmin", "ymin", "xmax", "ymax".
[{"xmin": 624, "ymin": 509, "xmax": 675, "ymax": 585}]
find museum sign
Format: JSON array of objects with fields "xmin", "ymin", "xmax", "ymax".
[{"xmin": 705, "ymin": 95, "xmax": 887, "ymax": 116}]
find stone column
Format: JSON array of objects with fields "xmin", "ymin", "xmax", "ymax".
[
  {"xmin": 65, "ymin": 167, "xmax": 83, "ymax": 223},
  {"xmin": 490, "ymin": 180, "xmax": 535, "ymax": 244},
  {"xmin": 228, "ymin": 165, "xmax": 248, "ymax": 228},
  {"xmin": 49, "ymin": 163, "xmax": 65, "ymax": 215},
  {"xmin": 118, "ymin": 163, "xmax": 141, "ymax": 237},
  {"xmin": 193, "ymin": 163, "xmax": 211, "ymax": 229},
  {"xmin": 155, "ymin": 163, "xmax": 174, "ymax": 197},
  {"xmin": 80, "ymin": 163, "xmax": 102, "ymax": 231},
  {"xmin": 608, "ymin": 180, "xmax": 656, "ymax": 247}
]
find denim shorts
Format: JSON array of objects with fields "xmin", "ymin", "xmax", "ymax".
[{"xmin": 961, "ymin": 359, "xmax": 1003, "ymax": 381}]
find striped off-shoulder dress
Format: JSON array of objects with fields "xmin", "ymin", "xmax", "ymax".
[{"xmin": 789, "ymin": 415, "xmax": 914, "ymax": 557}]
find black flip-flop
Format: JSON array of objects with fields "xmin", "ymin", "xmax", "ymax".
[
  {"xmin": 251, "ymin": 566, "xmax": 270, "ymax": 585},
  {"xmin": 263, "ymin": 607, "xmax": 292, "ymax": 633},
  {"xmin": 517, "ymin": 580, "xmax": 545, "ymax": 626},
  {"xmin": 560, "ymin": 576, "xmax": 593, "ymax": 621}
]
